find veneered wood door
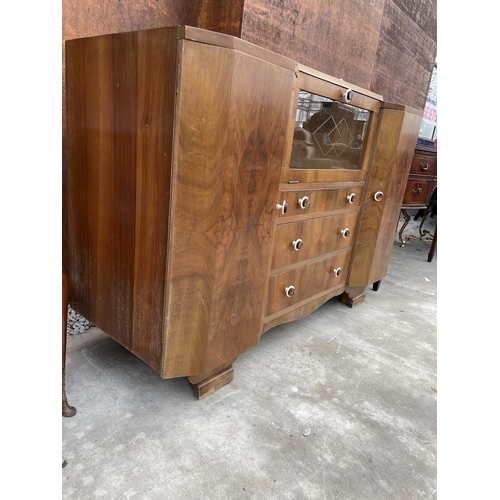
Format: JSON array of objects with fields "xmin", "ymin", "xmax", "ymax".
[{"xmin": 163, "ymin": 40, "xmax": 296, "ymax": 377}]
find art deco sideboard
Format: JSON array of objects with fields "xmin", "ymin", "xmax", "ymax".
[{"xmin": 66, "ymin": 26, "xmax": 422, "ymax": 398}]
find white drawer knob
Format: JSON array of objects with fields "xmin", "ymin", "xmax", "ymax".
[
  {"xmin": 285, "ymin": 285, "xmax": 296, "ymax": 297},
  {"xmin": 340, "ymin": 228, "xmax": 351, "ymax": 238},
  {"xmin": 276, "ymin": 200, "xmax": 288, "ymax": 214},
  {"xmin": 292, "ymin": 239, "xmax": 303, "ymax": 251},
  {"xmin": 298, "ymin": 196, "xmax": 310, "ymax": 209},
  {"xmin": 374, "ymin": 191, "xmax": 384, "ymax": 202},
  {"xmin": 333, "ymin": 267, "xmax": 343, "ymax": 278},
  {"xmin": 347, "ymin": 193, "xmax": 356, "ymax": 204}
]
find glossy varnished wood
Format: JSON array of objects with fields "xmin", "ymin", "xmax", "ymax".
[
  {"xmin": 67, "ymin": 28, "xmax": 180, "ymax": 372},
  {"xmin": 346, "ymin": 105, "xmax": 422, "ymax": 291},
  {"xmin": 276, "ymin": 186, "xmax": 364, "ymax": 220},
  {"xmin": 266, "ymin": 251, "xmax": 351, "ymax": 317},
  {"xmin": 271, "ymin": 212, "xmax": 358, "ymax": 270},
  {"xmin": 163, "ymin": 40, "xmax": 295, "ymax": 378}
]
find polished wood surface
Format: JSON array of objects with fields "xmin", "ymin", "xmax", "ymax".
[
  {"xmin": 67, "ymin": 28, "xmax": 180, "ymax": 372},
  {"xmin": 271, "ymin": 212, "xmax": 358, "ymax": 270},
  {"xmin": 163, "ymin": 40, "xmax": 295, "ymax": 378},
  {"xmin": 67, "ymin": 26, "xmax": 426, "ymax": 398},
  {"xmin": 276, "ymin": 186, "xmax": 364, "ymax": 220},
  {"xmin": 346, "ymin": 105, "xmax": 422, "ymax": 291},
  {"xmin": 266, "ymin": 251, "xmax": 351, "ymax": 317}
]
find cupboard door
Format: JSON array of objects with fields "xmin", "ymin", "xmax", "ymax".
[
  {"xmin": 347, "ymin": 105, "xmax": 422, "ymax": 289},
  {"xmin": 164, "ymin": 40, "xmax": 296, "ymax": 377}
]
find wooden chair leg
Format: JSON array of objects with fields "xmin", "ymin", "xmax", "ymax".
[{"xmin": 62, "ymin": 267, "xmax": 76, "ymax": 417}]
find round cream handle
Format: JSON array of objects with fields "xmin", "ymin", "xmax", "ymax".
[
  {"xmin": 298, "ymin": 196, "xmax": 310, "ymax": 209},
  {"xmin": 374, "ymin": 191, "xmax": 384, "ymax": 202},
  {"xmin": 292, "ymin": 239, "xmax": 303, "ymax": 251},
  {"xmin": 347, "ymin": 193, "xmax": 356, "ymax": 204},
  {"xmin": 276, "ymin": 200, "xmax": 288, "ymax": 214},
  {"xmin": 342, "ymin": 89, "xmax": 353, "ymax": 103},
  {"xmin": 333, "ymin": 268, "xmax": 343, "ymax": 278},
  {"xmin": 341, "ymin": 228, "xmax": 351, "ymax": 238},
  {"xmin": 285, "ymin": 285, "xmax": 296, "ymax": 297}
]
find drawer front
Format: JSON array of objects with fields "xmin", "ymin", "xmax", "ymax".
[
  {"xmin": 402, "ymin": 179, "xmax": 434, "ymax": 206},
  {"xmin": 266, "ymin": 251, "xmax": 351, "ymax": 317},
  {"xmin": 271, "ymin": 212, "xmax": 358, "ymax": 269},
  {"xmin": 277, "ymin": 186, "xmax": 363, "ymax": 218},
  {"xmin": 410, "ymin": 154, "xmax": 437, "ymax": 177}
]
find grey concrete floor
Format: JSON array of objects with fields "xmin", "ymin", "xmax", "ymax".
[{"xmin": 62, "ymin": 211, "xmax": 437, "ymax": 500}]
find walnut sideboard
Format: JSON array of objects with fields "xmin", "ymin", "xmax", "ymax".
[{"xmin": 66, "ymin": 26, "xmax": 422, "ymax": 398}]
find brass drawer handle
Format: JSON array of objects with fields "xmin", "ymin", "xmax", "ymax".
[
  {"xmin": 285, "ymin": 285, "xmax": 296, "ymax": 297},
  {"xmin": 298, "ymin": 196, "xmax": 310, "ymax": 209},
  {"xmin": 346, "ymin": 193, "xmax": 356, "ymax": 204},
  {"xmin": 420, "ymin": 162, "xmax": 430, "ymax": 171},
  {"xmin": 340, "ymin": 228, "xmax": 351, "ymax": 238},
  {"xmin": 333, "ymin": 267, "xmax": 343, "ymax": 278},
  {"xmin": 276, "ymin": 200, "xmax": 288, "ymax": 214},
  {"xmin": 292, "ymin": 239, "xmax": 303, "ymax": 251},
  {"xmin": 412, "ymin": 187, "xmax": 423, "ymax": 195}
]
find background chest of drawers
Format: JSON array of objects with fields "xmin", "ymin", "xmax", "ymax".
[
  {"xmin": 399, "ymin": 145, "xmax": 437, "ymax": 246},
  {"xmin": 66, "ymin": 26, "xmax": 423, "ymax": 398}
]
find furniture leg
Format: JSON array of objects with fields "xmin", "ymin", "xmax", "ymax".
[
  {"xmin": 372, "ymin": 280, "xmax": 382, "ymax": 292},
  {"xmin": 419, "ymin": 208, "xmax": 431, "ymax": 238},
  {"xmin": 340, "ymin": 288, "xmax": 366, "ymax": 308},
  {"xmin": 62, "ymin": 267, "xmax": 76, "ymax": 417},
  {"xmin": 399, "ymin": 209, "xmax": 412, "ymax": 247},
  {"xmin": 188, "ymin": 358, "xmax": 237, "ymax": 399},
  {"xmin": 427, "ymin": 224, "xmax": 437, "ymax": 262}
]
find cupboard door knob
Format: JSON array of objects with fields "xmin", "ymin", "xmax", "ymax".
[
  {"xmin": 276, "ymin": 200, "xmax": 288, "ymax": 214},
  {"xmin": 333, "ymin": 267, "xmax": 343, "ymax": 278},
  {"xmin": 285, "ymin": 285, "xmax": 296, "ymax": 297},
  {"xmin": 298, "ymin": 196, "xmax": 310, "ymax": 209},
  {"xmin": 342, "ymin": 88, "xmax": 353, "ymax": 103},
  {"xmin": 340, "ymin": 228, "xmax": 351, "ymax": 238},
  {"xmin": 374, "ymin": 191, "xmax": 384, "ymax": 202},
  {"xmin": 420, "ymin": 162, "xmax": 430, "ymax": 171},
  {"xmin": 292, "ymin": 239, "xmax": 303, "ymax": 251},
  {"xmin": 347, "ymin": 193, "xmax": 356, "ymax": 204}
]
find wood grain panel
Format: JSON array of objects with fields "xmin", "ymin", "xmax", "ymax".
[
  {"xmin": 131, "ymin": 29, "xmax": 179, "ymax": 369},
  {"xmin": 347, "ymin": 105, "xmax": 421, "ymax": 289},
  {"xmin": 66, "ymin": 29, "xmax": 179, "ymax": 372},
  {"xmin": 262, "ymin": 286, "xmax": 344, "ymax": 334},
  {"xmin": 266, "ymin": 251, "xmax": 351, "ymax": 317},
  {"xmin": 277, "ymin": 187, "xmax": 364, "ymax": 219},
  {"xmin": 271, "ymin": 212, "xmax": 358, "ymax": 270},
  {"xmin": 163, "ymin": 40, "xmax": 234, "ymax": 377},
  {"xmin": 368, "ymin": 108, "xmax": 422, "ymax": 283},
  {"xmin": 205, "ymin": 53, "xmax": 295, "ymax": 371}
]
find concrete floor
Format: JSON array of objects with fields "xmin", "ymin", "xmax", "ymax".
[{"xmin": 62, "ymin": 211, "xmax": 437, "ymax": 499}]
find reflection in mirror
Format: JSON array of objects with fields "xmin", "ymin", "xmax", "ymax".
[{"xmin": 290, "ymin": 90, "xmax": 371, "ymax": 170}]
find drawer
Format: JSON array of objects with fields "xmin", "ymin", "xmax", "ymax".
[
  {"xmin": 409, "ymin": 154, "xmax": 437, "ymax": 177},
  {"xmin": 271, "ymin": 211, "xmax": 358, "ymax": 270},
  {"xmin": 402, "ymin": 179, "xmax": 435, "ymax": 206},
  {"xmin": 277, "ymin": 186, "xmax": 363, "ymax": 218},
  {"xmin": 266, "ymin": 251, "xmax": 351, "ymax": 317}
]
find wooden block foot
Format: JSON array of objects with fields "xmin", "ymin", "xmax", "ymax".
[
  {"xmin": 188, "ymin": 360, "xmax": 236, "ymax": 400},
  {"xmin": 340, "ymin": 291, "xmax": 366, "ymax": 308}
]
